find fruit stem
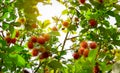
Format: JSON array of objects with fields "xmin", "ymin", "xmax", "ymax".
[
  {"xmin": 34, "ymin": 61, "xmax": 43, "ymax": 73},
  {"xmin": 61, "ymin": 31, "xmax": 69, "ymax": 51},
  {"xmin": 20, "ymin": 37, "xmax": 25, "ymax": 46},
  {"xmin": 0, "ymin": 31, "xmax": 5, "ymax": 38}
]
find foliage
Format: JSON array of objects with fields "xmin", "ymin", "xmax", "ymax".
[{"xmin": 0, "ymin": 0, "xmax": 120, "ymax": 73}]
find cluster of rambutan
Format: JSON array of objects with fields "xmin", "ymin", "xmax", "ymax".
[
  {"xmin": 27, "ymin": 33, "xmax": 51, "ymax": 59},
  {"xmin": 73, "ymin": 41, "xmax": 97, "ymax": 59},
  {"xmin": 4, "ymin": 30, "xmax": 19, "ymax": 45}
]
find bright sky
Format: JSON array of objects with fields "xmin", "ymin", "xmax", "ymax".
[{"xmin": 37, "ymin": 0, "xmax": 66, "ymax": 21}]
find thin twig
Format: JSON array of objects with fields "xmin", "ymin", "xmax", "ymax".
[
  {"xmin": 0, "ymin": 31, "xmax": 5, "ymax": 38},
  {"xmin": 56, "ymin": 43, "xmax": 62, "ymax": 49},
  {"xmin": 66, "ymin": 35, "xmax": 79, "ymax": 40},
  {"xmin": 55, "ymin": 14, "xmax": 62, "ymax": 26},
  {"xmin": 34, "ymin": 62, "xmax": 43, "ymax": 73},
  {"xmin": 20, "ymin": 37, "xmax": 25, "ymax": 46}
]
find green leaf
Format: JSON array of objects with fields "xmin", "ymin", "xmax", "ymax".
[
  {"xmin": 112, "ymin": 40, "xmax": 120, "ymax": 46},
  {"xmin": 17, "ymin": 55, "xmax": 26, "ymax": 67},
  {"xmin": 12, "ymin": 22, "xmax": 21, "ymax": 27},
  {"xmin": 2, "ymin": 12, "xmax": 10, "ymax": 19},
  {"xmin": 108, "ymin": 45, "xmax": 114, "ymax": 50},
  {"xmin": 67, "ymin": 64, "xmax": 75, "ymax": 73},
  {"xmin": 88, "ymin": 48, "xmax": 98, "ymax": 63},
  {"xmin": 79, "ymin": 6, "xmax": 87, "ymax": 11},
  {"xmin": 0, "ymin": 40, "xmax": 7, "ymax": 50},
  {"xmin": 68, "ymin": 25, "xmax": 77, "ymax": 31},
  {"xmin": 2, "ymin": 22, "xmax": 9, "ymax": 30},
  {"xmin": 89, "ymin": 0, "xmax": 97, "ymax": 6},
  {"xmin": 60, "ymin": 50, "xmax": 67, "ymax": 56},
  {"xmin": 99, "ymin": 62, "xmax": 107, "ymax": 72},
  {"xmin": 107, "ymin": 11, "xmax": 115, "ymax": 17},
  {"xmin": 115, "ymin": 14, "xmax": 120, "ymax": 23},
  {"xmin": 75, "ymin": 57, "xmax": 93, "ymax": 73},
  {"xmin": 48, "ymin": 60, "xmax": 62, "ymax": 69},
  {"xmin": 103, "ymin": 20, "xmax": 110, "ymax": 27},
  {"xmin": 99, "ymin": 62, "xmax": 112, "ymax": 72},
  {"xmin": 9, "ymin": 25, "xmax": 14, "ymax": 36},
  {"xmin": 79, "ymin": 19, "xmax": 88, "ymax": 28},
  {"xmin": 80, "ymin": 28, "xmax": 88, "ymax": 34},
  {"xmin": 113, "ymin": 4, "xmax": 120, "ymax": 10},
  {"xmin": 9, "ymin": 54, "xmax": 18, "ymax": 61},
  {"xmin": 6, "ymin": 13, "xmax": 17, "ymax": 21},
  {"xmin": 62, "ymin": 9, "xmax": 68, "ymax": 15},
  {"xmin": 85, "ymin": 3, "xmax": 92, "ymax": 9},
  {"xmin": 10, "ymin": 45, "xmax": 23, "ymax": 53},
  {"xmin": 43, "ymin": 20, "xmax": 51, "ymax": 28},
  {"xmin": 89, "ymin": 31, "xmax": 98, "ymax": 41},
  {"xmin": 9, "ymin": 54, "xmax": 26, "ymax": 67},
  {"xmin": 60, "ymin": 67, "xmax": 68, "ymax": 73},
  {"xmin": 38, "ymin": 20, "xmax": 42, "ymax": 27},
  {"xmin": 50, "ymin": 31, "xmax": 60, "ymax": 36}
]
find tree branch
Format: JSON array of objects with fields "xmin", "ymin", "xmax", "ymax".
[
  {"xmin": 61, "ymin": 31, "xmax": 69, "ymax": 51},
  {"xmin": 54, "ymin": 69, "xmax": 56, "ymax": 73}
]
